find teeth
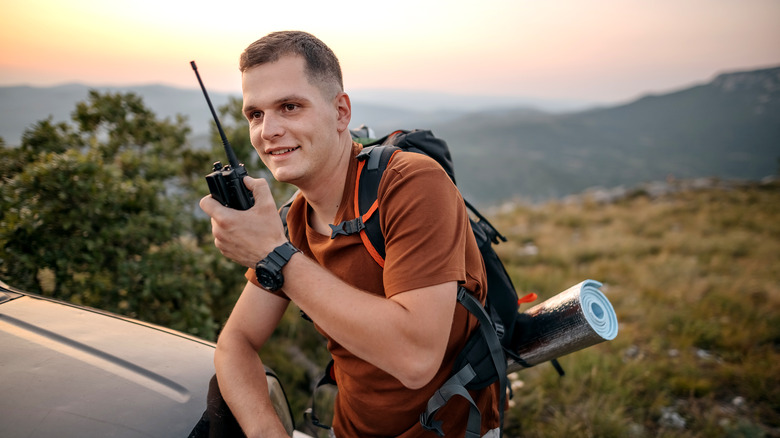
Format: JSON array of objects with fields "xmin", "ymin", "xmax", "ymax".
[{"xmin": 270, "ymin": 147, "xmax": 296, "ymax": 155}]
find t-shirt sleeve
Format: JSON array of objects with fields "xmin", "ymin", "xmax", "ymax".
[{"xmin": 379, "ymin": 153, "xmax": 470, "ymax": 297}]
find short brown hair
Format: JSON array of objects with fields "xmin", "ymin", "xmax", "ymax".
[{"xmin": 240, "ymin": 31, "xmax": 344, "ymax": 97}]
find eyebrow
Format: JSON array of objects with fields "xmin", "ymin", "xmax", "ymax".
[
  {"xmin": 244, "ymin": 94, "xmax": 312, "ymax": 113},
  {"xmin": 274, "ymin": 94, "xmax": 311, "ymax": 105}
]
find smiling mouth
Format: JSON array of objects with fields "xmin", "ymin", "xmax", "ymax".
[{"xmin": 269, "ymin": 146, "xmax": 300, "ymax": 156}]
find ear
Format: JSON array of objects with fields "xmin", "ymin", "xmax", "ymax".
[{"xmin": 335, "ymin": 92, "xmax": 352, "ymax": 132}]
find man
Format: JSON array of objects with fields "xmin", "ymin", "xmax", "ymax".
[{"xmin": 200, "ymin": 31, "xmax": 499, "ymax": 437}]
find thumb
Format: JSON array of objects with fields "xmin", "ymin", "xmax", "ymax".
[{"xmin": 243, "ymin": 176, "xmax": 274, "ymax": 205}]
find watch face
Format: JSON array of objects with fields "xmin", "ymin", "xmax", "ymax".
[
  {"xmin": 258, "ymin": 265, "xmax": 283, "ymax": 291},
  {"xmin": 256, "ymin": 243, "xmax": 298, "ymax": 292}
]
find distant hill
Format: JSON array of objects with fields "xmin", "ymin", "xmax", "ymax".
[
  {"xmin": 1, "ymin": 66, "xmax": 777, "ymax": 203},
  {"xmin": 433, "ymin": 66, "xmax": 780, "ymax": 203},
  {"xmin": 0, "ymin": 84, "xmax": 577, "ymax": 146},
  {"xmin": 0, "ymin": 83, "xmax": 234, "ymax": 146}
]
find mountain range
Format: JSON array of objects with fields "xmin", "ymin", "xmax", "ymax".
[
  {"xmin": 436, "ymin": 66, "xmax": 780, "ymax": 202},
  {"xmin": 1, "ymin": 65, "xmax": 778, "ymax": 203}
]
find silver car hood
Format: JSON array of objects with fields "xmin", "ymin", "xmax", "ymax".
[{"xmin": 0, "ymin": 284, "xmax": 216, "ymax": 437}]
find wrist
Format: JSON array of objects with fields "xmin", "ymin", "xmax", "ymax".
[{"xmin": 255, "ymin": 242, "xmax": 301, "ymax": 291}]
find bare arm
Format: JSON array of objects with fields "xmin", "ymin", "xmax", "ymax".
[
  {"xmin": 201, "ymin": 177, "xmax": 457, "ymax": 389},
  {"xmin": 281, "ymin": 254, "xmax": 458, "ymax": 389},
  {"xmin": 215, "ymin": 281, "xmax": 290, "ymax": 437}
]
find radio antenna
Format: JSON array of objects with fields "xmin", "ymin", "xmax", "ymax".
[{"xmin": 190, "ymin": 61, "xmax": 240, "ymax": 169}]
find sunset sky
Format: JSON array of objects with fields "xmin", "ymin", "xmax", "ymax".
[{"xmin": 2, "ymin": 0, "xmax": 778, "ymax": 103}]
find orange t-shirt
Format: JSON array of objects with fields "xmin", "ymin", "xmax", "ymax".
[{"xmin": 248, "ymin": 144, "xmax": 499, "ymax": 437}]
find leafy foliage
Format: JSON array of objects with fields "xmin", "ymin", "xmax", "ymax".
[{"xmin": 0, "ymin": 91, "xmax": 282, "ymax": 339}]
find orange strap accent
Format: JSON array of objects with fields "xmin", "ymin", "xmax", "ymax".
[
  {"xmin": 352, "ymin": 148, "xmax": 401, "ymax": 268},
  {"xmin": 353, "ymin": 159, "xmax": 366, "ymax": 218},
  {"xmin": 387, "ymin": 130, "xmax": 405, "ymax": 140},
  {"xmin": 360, "ymin": 227, "xmax": 385, "ymax": 268},
  {"xmin": 518, "ymin": 292, "xmax": 538, "ymax": 304}
]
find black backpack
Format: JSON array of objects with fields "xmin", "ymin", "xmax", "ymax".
[{"xmin": 282, "ymin": 129, "xmax": 544, "ymax": 437}]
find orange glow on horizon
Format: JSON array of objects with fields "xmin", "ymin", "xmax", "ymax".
[{"xmin": 2, "ymin": 0, "xmax": 779, "ymax": 101}]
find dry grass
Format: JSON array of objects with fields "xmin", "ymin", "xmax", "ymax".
[{"xmin": 496, "ymin": 181, "xmax": 780, "ymax": 437}]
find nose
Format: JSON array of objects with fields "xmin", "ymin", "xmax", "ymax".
[{"xmin": 260, "ymin": 113, "xmax": 284, "ymax": 141}]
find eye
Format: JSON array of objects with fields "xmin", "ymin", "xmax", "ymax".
[
  {"xmin": 248, "ymin": 110, "xmax": 263, "ymax": 120},
  {"xmin": 282, "ymin": 103, "xmax": 298, "ymax": 112}
]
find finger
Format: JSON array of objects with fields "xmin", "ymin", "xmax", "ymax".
[
  {"xmin": 199, "ymin": 194, "xmax": 220, "ymax": 216},
  {"xmin": 243, "ymin": 175, "xmax": 267, "ymax": 195},
  {"xmin": 200, "ymin": 194, "xmax": 233, "ymax": 220},
  {"xmin": 243, "ymin": 176, "xmax": 275, "ymax": 208},
  {"xmin": 210, "ymin": 220, "xmax": 231, "ymax": 256}
]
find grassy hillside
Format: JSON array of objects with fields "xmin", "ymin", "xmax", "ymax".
[
  {"xmin": 264, "ymin": 179, "xmax": 780, "ymax": 436},
  {"xmin": 494, "ymin": 178, "xmax": 779, "ymax": 437}
]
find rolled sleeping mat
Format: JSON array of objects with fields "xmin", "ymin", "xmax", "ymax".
[{"xmin": 507, "ymin": 279, "xmax": 618, "ymax": 373}]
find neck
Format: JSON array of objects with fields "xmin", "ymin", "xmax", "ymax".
[{"xmin": 299, "ymin": 136, "xmax": 354, "ymax": 233}]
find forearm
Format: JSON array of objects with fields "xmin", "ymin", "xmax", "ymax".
[
  {"xmin": 214, "ymin": 335, "xmax": 289, "ymax": 437},
  {"xmin": 282, "ymin": 253, "xmax": 456, "ymax": 388},
  {"xmin": 201, "ymin": 177, "xmax": 456, "ymax": 388}
]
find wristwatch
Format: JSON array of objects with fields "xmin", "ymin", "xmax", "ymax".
[{"xmin": 255, "ymin": 242, "xmax": 301, "ymax": 291}]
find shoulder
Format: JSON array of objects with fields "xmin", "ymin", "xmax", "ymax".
[
  {"xmin": 377, "ymin": 150, "xmax": 460, "ymax": 203},
  {"xmin": 284, "ymin": 191, "xmax": 309, "ymax": 245},
  {"xmin": 377, "ymin": 150, "xmax": 463, "ymax": 214},
  {"xmin": 382, "ymin": 150, "xmax": 451, "ymax": 186},
  {"xmin": 386, "ymin": 150, "xmax": 442, "ymax": 173}
]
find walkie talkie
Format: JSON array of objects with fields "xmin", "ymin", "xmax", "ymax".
[{"xmin": 191, "ymin": 61, "xmax": 255, "ymax": 210}]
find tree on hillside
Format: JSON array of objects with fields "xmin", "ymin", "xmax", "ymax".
[
  {"xmin": 0, "ymin": 91, "xmax": 273, "ymax": 339},
  {"xmin": 0, "ymin": 91, "xmax": 331, "ymax": 420}
]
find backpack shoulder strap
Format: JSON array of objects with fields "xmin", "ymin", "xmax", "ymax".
[
  {"xmin": 329, "ymin": 145, "xmax": 399, "ymax": 267},
  {"xmin": 279, "ymin": 190, "xmax": 317, "ymax": 323},
  {"xmin": 420, "ymin": 287, "xmax": 508, "ymax": 437},
  {"xmin": 279, "ymin": 190, "xmax": 299, "ymax": 240}
]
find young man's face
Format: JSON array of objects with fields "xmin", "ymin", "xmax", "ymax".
[{"xmin": 241, "ymin": 55, "xmax": 347, "ymax": 187}]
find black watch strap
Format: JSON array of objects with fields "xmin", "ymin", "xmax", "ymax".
[
  {"xmin": 266, "ymin": 242, "xmax": 300, "ymax": 268},
  {"xmin": 255, "ymin": 242, "xmax": 301, "ymax": 292}
]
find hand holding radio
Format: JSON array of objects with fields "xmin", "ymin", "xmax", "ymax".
[{"xmin": 199, "ymin": 176, "xmax": 287, "ymax": 269}]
